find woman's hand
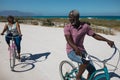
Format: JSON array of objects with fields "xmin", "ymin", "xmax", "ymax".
[
  {"xmin": 1, "ymin": 33, "xmax": 4, "ymax": 35},
  {"xmin": 19, "ymin": 34, "xmax": 23, "ymax": 36}
]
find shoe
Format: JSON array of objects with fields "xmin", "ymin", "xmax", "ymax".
[
  {"xmin": 15, "ymin": 56, "xmax": 19, "ymax": 59},
  {"xmin": 18, "ymin": 56, "xmax": 21, "ymax": 62},
  {"xmin": 16, "ymin": 55, "xmax": 21, "ymax": 62},
  {"xmin": 18, "ymin": 58, "xmax": 21, "ymax": 62}
]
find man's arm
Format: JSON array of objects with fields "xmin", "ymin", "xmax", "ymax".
[
  {"xmin": 92, "ymin": 33, "xmax": 114, "ymax": 47},
  {"xmin": 65, "ymin": 35, "xmax": 82, "ymax": 56}
]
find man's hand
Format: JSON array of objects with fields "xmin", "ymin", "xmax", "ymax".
[
  {"xmin": 92, "ymin": 33, "xmax": 115, "ymax": 48},
  {"xmin": 107, "ymin": 40, "xmax": 114, "ymax": 47},
  {"xmin": 75, "ymin": 48, "xmax": 82, "ymax": 56}
]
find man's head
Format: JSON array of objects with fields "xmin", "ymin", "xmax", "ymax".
[{"xmin": 68, "ymin": 10, "xmax": 80, "ymax": 26}]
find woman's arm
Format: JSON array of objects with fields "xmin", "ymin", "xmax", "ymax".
[
  {"xmin": 1, "ymin": 24, "xmax": 8, "ymax": 35},
  {"xmin": 16, "ymin": 22, "xmax": 22, "ymax": 36}
]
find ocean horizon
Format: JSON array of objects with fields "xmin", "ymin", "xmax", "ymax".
[
  {"xmin": 1, "ymin": 15, "xmax": 120, "ymax": 21},
  {"xmin": 29, "ymin": 16, "xmax": 120, "ymax": 20}
]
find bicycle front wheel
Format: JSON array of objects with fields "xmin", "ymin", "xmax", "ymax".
[
  {"xmin": 10, "ymin": 48, "xmax": 16, "ymax": 71},
  {"xmin": 59, "ymin": 60, "xmax": 77, "ymax": 80}
]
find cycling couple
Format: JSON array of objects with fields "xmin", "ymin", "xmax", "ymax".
[{"xmin": 1, "ymin": 10, "xmax": 114, "ymax": 80}]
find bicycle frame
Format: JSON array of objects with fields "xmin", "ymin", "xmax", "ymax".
[
  {"xmin": 9, "ymin": 38, "xmax": 16, "ymax": 59},
  {"xmin": 66, "ymin": 65, "xmax": 110, "ymax": 80},
  {"xmin": 88, "ymin": 46, "xmax": 118, "ymax": 80},
  {"xmin": 60, "ymin": 45, "xmax": 119, "ymax": 80},
  {"xmin": 88, "ymin": 66, "xmax": 109, "ymax": 80},
  {"xmin": 7, "ymin": 35, "xmax": 18, "ymax": 71}
]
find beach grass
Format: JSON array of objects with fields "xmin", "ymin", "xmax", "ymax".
[
  {"xmin": 80, "ymin": 18, "xmax": 120, "ymax": 28},
  {"xmin": 0, "ymin": 16, "xmax": 120, "ymax": 33}
]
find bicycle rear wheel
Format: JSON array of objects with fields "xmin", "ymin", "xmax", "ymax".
[
  {"xmin": 10, "ymin": 47, "xmax": 16, "ymax": 71},
  {"xmin": 59, "ymin": 60, "xmax": 77, "ymax": 80}
]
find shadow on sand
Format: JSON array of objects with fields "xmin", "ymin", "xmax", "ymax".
[
  {"xmin": 21, "ymin": 52, "xmax": 51, "ymax": 62},
  {"xmin": 13, "ymin": 52, "xmax": 51, "ymax": 72},
  {"xmin": 109, "ymin": 72, "xmax": 120, "ymax": 79}
]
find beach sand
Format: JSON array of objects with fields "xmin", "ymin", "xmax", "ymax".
[{"xmin": 0, "ymin": 22, "xmax": 120, "ymax": 80}]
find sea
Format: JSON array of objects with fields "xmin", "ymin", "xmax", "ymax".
[{"xmin": 29, "ymin": 16, "xmax": 120, "ymax": 21}]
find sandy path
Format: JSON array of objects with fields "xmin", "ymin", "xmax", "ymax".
[{"xmin": 0, "ymin": 22, "xmax": 120, "ymax": 80}]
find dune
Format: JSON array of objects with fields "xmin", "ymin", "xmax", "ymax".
[{"xmin": 0, "ymin": 22, "xmax": 120, "ymax": 80}]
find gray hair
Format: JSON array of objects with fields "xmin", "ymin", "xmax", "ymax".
[{"xmin": 69, "ymin": 10, "xmax": 80, "ymax": 17}]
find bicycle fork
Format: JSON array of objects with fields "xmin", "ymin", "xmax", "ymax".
[{"xmin": 9, "ymin": 42, "xmax": 16, "ymax": 59}]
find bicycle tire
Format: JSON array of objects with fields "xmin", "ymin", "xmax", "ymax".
[
  {"xmin": 10, "ymin": 47, "xmax": 16, "ymax": 71},
  {"xmin": 59, "ymin": 60, "xmax": 77, "ymax": 80}
]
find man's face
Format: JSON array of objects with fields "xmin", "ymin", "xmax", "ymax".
[{"xmin": 69, "ymin": 13, "xmax": 79, "ymax": 26}]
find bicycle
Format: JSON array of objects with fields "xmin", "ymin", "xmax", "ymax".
[
  {"xmin": 59, "ymin": 45, "xmax": 120, "ymax": 80},
  {"xmin": 5, "ymin": 35, "xmax": 20, "ymax": 71}
]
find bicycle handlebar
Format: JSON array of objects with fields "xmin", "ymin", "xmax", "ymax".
[
  {"xmin": 6, "ymin": 35, "xmax": 21, "ymax": 38},
  {"xmin": 1, "ymin": 33, "xmax": 21, "ymax": 38},
  {"xmin": 86, "ymin": 45, "xmax": 118, "ymax": 63}
]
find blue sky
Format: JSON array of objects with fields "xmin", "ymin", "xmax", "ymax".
[{"xmin": 0, "ymin": 0, "xmax": 120, "ymax": 16}]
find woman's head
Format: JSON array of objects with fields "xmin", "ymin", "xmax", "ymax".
[
  {"xmin": 68, "ymin": 10, "xmax": 80, "ymax": 26},
  {"xmin": 7, "ymin": 15, "xmax": 14, "ymax": 23}
]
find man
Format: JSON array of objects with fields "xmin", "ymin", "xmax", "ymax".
[{"xmin": 64, "ymin": 10, "xmax": 114, "ymax": 80}]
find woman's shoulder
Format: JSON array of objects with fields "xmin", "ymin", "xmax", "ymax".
[
  {"xmin": 4, "ymin": 22, "xmax": 9, "ymax": 27},
  {"xmin": 14, "ymin": 22, "xmax": 20, "ymax": 26}
]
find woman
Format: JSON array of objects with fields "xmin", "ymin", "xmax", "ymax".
[{"xmin": 1, "ymin": 15, "xmax": 22, "ymax": 60}]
